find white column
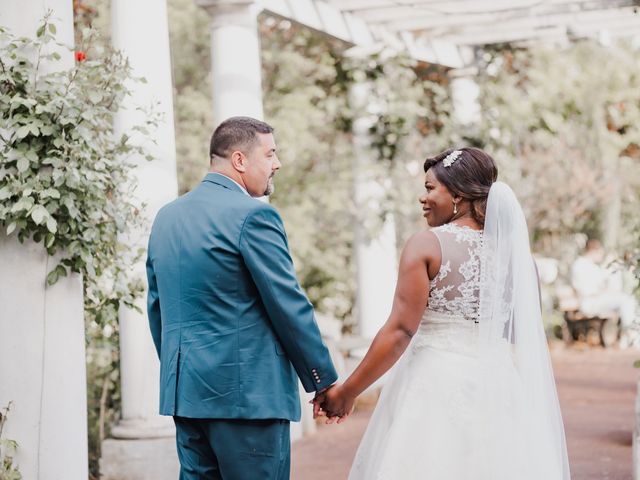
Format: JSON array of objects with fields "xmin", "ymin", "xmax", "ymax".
[
  {"xmin": 349, "ymin": 76, "xmax": 398, "ymax": 340},
  {"xmin": 449, "ymin": 66, "xmax": 481, "ymax": 127},
  {"xmin": 197, "ymin": 0, "xmax": 264, "ymax": 123},
  {"xmin": 0, "ymin": 5, "xmax": 87, "ymax": 480},
  {"xmin": 101, "ymin": 0, "xmax": 179, "ymax": 478},
  {"xmin": 0, "ymin": 239, "xmax": 87, "ymax": 480}
]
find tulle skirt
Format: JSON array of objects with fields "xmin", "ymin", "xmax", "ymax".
[{"xmin": 349, "ymin": 312, "xmax": 568, "ymax": 480}]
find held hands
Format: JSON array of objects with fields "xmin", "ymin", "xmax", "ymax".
[{"xmin": 311, "ymin": 383, "xmax": 355, "ymax": 424}]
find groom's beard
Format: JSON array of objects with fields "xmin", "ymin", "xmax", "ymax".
[{"xmin": 264, "ymin": 176, "xmax": 275, "ymax": 196}]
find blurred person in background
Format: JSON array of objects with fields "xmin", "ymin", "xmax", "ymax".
[{"xmin": 571, "ymin": 239, "xmax": 638, "ymax": 341}]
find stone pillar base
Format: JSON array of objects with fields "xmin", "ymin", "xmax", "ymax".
[
  {"xmin": 100, "ymin": 437, "xmax": 179, "ymax": 480},
  {"xmin": 110, "ymin": 416, "xmax": 175, "ymax": 439}
]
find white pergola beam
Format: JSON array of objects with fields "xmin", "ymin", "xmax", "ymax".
[
  {"xmin": 343, "ymin": 0, "xmax": 638, "ymax": 25},
  {"xmin": 381, "ymin": 4, "xmax": 639, "ymax": 33},
  {"xmin": 314, "ymin": 0, "xmax": 353, "ymax": 41},
  {"xmin": 414, "ymin": 8, "xmax": 639, "ymax": 44},
  {"xmin": 260, "ymin": 0, "xmax": 467, "ymax": 67},
  {"xmin": 442, "ymin": 25, "xmax": 569, "ymax": 46},
  {"xmin": 438, "ymin": 18, "xmax": 640, "ymax": 46},
  {"xmin": 261, "ymin": 0, "xmax": 639, "ymax": 62},
  {"xmin": 261, "ymin": 0, "xmax": 375, "ymax": 45},
  {"xmin": 440, "ymin": 21, "xmax": 630, "ymax": 46},
  {"xmin": 570, "ymin": 18, "xmax": 640, "ymax": 37}
]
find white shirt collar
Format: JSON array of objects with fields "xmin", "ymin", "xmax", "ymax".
[{"xmin": 210, "ymin": 172, "xmax": 250, "ymax": 196}]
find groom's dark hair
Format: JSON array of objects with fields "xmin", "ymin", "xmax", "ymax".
[
  {"xmin": 424, "ymin": 147, "xmax": 498, "ymax": 226},
  {"xmin": 210, "ymin": 116, "xmax": 274, "ymax": 163}
]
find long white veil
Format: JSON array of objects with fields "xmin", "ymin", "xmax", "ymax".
[{"xmin": 477, "ymin": 181, "xmax": 571, "ymax": 479}]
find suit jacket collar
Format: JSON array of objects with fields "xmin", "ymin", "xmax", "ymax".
[{"xmin": 203, "ymin": 173, "xmax": 249, "ymax": 196}]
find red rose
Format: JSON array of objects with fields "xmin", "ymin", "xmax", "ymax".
[{"xmin": 75, "ymin": 51, "xmax": 86, "ymax": 62}]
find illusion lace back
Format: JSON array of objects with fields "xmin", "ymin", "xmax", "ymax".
[
  {"xmin": 413, "ymin": 224, "xmax": 483, "ymax": 356},
  {"xmin": 427, "ymin": 223, "xmax": 483, "ymax": 320}
]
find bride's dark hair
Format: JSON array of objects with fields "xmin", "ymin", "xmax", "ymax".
[{"xmin": 423, "ymin": 147, "xmax": 498, "ymax": 226}]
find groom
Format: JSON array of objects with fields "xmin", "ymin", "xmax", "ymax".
[{"xmin": 146, "ymin": 116, "xmax": 338, "ymax": 479}]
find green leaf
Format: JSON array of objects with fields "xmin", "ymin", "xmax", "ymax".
[
  {"xmin": 40, "ymin": 125, "xmax": 54, "ymax": 135},
  {"xmin": 45, "ymin": 232, "xmax": 55, "ymax": 248},
  {"xmin": 16, "ymin": 157, "xmax": 30, "ymax": 173},
  {"xmin": 46, "ymin": 189, "xmax": 60, "ymax": 199},
  {"xmin": 47, "ymin": 264, "xmax": 67, "ymax": 286},
  {"xmin": 30, "ymin": 205, "xmax": 49, "ymax": 225},
  {"xmin": 46, "ymin": 216, "xmax": 57, "ymax": 233},
  {"xmin": 57, "ymin": 265, "xmax": 67, "ymax": 278},
  {"xmin": 48, "ymin": 23, "xmax": 57, "ymax": 35},
  {"xmin": 15, "ymin": 125, "xmax": 30, "ymax": 139},
  {"xmin": 633, "ymin": 360, "xmax": 640, "ymax": 369},
  {"xmin": 88, "ymin": 91, "xmax": 103, "ymax": 104},
  {"xmin": 46, "ymin": 269, "xmax": 58, "ymax": 286},
  {"xmin": 36, "ymin": 25, "xmax": 45, "ymax": 38},
  {"xmin": 6, "ymin": 221, "xmax": 16, "ymax": 235},
  {"xmin": 25, "ymin": 150, "xmax": 38, "ymax": 162}
]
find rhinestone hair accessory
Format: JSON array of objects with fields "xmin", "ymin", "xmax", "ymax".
[{"xmin": 442, "ymin": 150, "xmax": 463, "ymax": 167}]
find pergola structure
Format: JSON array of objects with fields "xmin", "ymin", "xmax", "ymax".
[
  {"xmin": 262, "ymin": 0, "xmax": 640, "ymax": 64},
  {"xmin": 327, "ymin": 0, "xmax": 640, "ymax": 45},
  {"xmin": 1, "ymin": 1, "xmax": 639, "ymax": 479}
]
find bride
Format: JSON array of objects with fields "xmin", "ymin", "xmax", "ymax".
[{"xmin": 315, "ymin": 147, "xmax": 571, "ymax": 479}]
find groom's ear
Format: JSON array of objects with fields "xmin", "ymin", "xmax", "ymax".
[{"xmin": 230, "ymin": 150, "xmax": 247, "ymax": 173}]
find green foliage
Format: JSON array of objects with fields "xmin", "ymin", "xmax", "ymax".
[
  {"xmin": 0, "ymin": 16, "xmax": 154, "ymax": 327},
  {"xmin": 476, "ymin": 41, "xmax": 640, "ymax": 258},
  {"xmin": 260, "ymin": 17, "xmax": 356, "ymax": 322},
  {"xmin": 338, "ymin": 48, "xmax": 457, "ymax": 245},
  {"xmin": 342, "ymin": 49, "xmax": 446, "ymax": 164},
  {"xmin": 86, "ymin": 322, "xmax": 120, "ymax": 478},
  {"xmin": 0, "ymin": 403, "xmax": 22, "ymax": 480}
]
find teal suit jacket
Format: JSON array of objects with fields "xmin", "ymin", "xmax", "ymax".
[{"xmin": 146, "ymin": 173, "xmax": 338, "ymax": 421}]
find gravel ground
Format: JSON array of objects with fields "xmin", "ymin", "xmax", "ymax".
[{"xmin": 291, "ymin": 346, "xmax": 639, "ymax": 480}]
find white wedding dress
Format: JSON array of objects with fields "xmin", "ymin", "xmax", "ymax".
[{"xmin": 349, "ymin": 184, "xmax": 570, "ymax": 479}]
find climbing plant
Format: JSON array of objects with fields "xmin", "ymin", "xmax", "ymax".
[{"xmin": 0, "ymin": 15, "xmax": 157, "ymax": 327}]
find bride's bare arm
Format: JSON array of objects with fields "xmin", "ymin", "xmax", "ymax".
[{"xmin": 319, "ymin": 230, "xmax": 438, "ymax": 420}]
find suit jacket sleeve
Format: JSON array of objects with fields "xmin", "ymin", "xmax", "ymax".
[
  {"xmin": 239, "ymin": 205, "xmax": 338, "ymax": 393},
  {"xmin": 146, "ymin": 251, "xmax": 162, "ymax": 358}
]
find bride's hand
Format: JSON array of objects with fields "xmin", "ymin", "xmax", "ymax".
[{"xmin": 321, "ymin": 383, "xmax": 355, "ymax": 424}]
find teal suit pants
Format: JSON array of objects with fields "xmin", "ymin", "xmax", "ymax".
[{"xmin": 174, "ymin": 417, "xmax": 291, "ymax": 480}]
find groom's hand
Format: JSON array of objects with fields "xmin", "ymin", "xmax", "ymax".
[{"xmin": 310, "ymin": 385, "xmax": 334, "ymax": 419}]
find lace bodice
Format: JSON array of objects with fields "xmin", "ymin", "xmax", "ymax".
[
  {"xmin": 412, "ymin": 223, "xmax": 484, "ymax": 355},
  {"xmin": 426, "ymin": 223, "xmax": 483, "ymax": 322}
]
